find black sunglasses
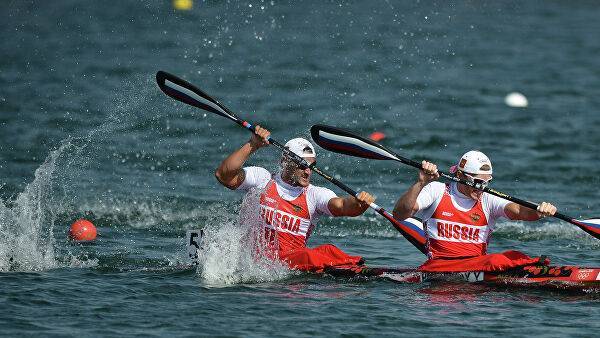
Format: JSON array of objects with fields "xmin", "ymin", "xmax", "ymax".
[{"xmin": 296, "ymin": 160, "xmax": 315, "ymax": 170}]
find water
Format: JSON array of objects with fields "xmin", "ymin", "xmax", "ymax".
[{"xmin": 1, "ymin": 0, "xmax": 600, "ymax": 336}]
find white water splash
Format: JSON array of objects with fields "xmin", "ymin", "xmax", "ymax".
[
  {"xmin": 0, "ymin": 116, "xmax": 122, "ymax": 272},
  {"xmin": 0, "ymin": 143, "xmax": 67, "ymax": 271},
  {"xmin": 196, "ymin": 189, "xmax": 293, "ymax": 286},
  {"xmin": 0, "ymin": 77, "xmax": 174, "ymax": 272}
]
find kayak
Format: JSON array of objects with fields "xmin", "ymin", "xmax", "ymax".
[
  {"xmin": 324, "ymin": 264, "xmax": 600, "ymax": 290},
  {"xmin": 187, "ymin": 229, "xmax": 599, "ymax": 290}
]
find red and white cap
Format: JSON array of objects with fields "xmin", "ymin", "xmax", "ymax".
[
  {"xmin": 284, "ymin": 138, "xmax": 316, "ymax": 158},
  {"xmin": 457, "ymin": 150, "xmax": 493, "ymax": 175}
]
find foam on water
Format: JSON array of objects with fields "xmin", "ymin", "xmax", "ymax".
[
  {"xmin": 196, "ymin": 189, "xmax": 293, "ymax": 286},
  {"xmin": 317, "ymin": 215, "xmax": 404, "ymax": 239},
  {"xmin": 494, "ymin": 220, "xmax": 597, "ymax": 243},
  {"xmin": 78, "ymin": 197, "xmax": 213, "ymax": 230}
]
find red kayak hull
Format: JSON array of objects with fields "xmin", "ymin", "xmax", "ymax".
[{"xmin": 325, "ymin": 265, "xmax": 600, "ymax": 289}]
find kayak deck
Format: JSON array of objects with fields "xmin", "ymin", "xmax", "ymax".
[{"xmin": 324, "ymin": 265, "xmax": 600, "ymax": 289}]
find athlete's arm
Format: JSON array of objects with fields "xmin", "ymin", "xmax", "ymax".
[
  {"xmin": 215, "ymin": 125, "xmax": 270, "ymax": 190},
  {"xmin": 393, "ymin": 160, "xmax": 439, "ymax": 220},
  {"xmin": 504, "ymin": 201, "xmax": 557, "ymax": 221},
  {"xmin": 328, "ymin": 191, "xmax": 375, "ymax": 217}
]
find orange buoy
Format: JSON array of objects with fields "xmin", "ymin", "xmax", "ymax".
[
  {"xmin": 369, "ymin": 131, "xmax": 386, "ymax": 142},
  {"xmin": 69, "ymin": 219, "xmax": 97, "ymax": 241}
]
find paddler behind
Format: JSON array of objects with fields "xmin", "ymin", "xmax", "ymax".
[
  {"xmin": 215, "ymin": 126, "xmax": 375, "ymax": 273},
  {"xmin": 393, "ymin": 150, "xmax": 557, "ymax": 272}
]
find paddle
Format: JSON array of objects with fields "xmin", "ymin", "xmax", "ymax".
[
  {"xmin": 155, "ymin": 71, "xmax": 428, "ymax": 254},
  {"xmin": 310, "ymin": 124, "xmax": 600, "ymax": 240}
]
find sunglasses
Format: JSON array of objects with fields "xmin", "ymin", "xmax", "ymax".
[
  {"xmin": 283, "ymin": 156, "xmax": 314, "ymax": 170},
  {"xmin": 462, "ymin": 172, "xmax": 492, "ymax": 188},
  {"xmin": 295, "ymin": 160, "xmax": 315, "ymax": 170}
]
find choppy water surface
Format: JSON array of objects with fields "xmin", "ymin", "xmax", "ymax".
[{"xmin": 1, "ymin": 1, "xmax": 599, "ymax": 337}]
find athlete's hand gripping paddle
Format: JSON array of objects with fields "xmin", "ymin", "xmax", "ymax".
[
  {"xmin": 310, "ymin": 124, "xmax": 600, "ymax": 241},
  {"xmin": 155, "ymin": 71, "xmax": 427, "ymax": 254}
]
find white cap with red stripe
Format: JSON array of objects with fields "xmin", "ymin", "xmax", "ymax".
[{"xmin": 457, "ymin": 150, "xmax": 493, "ymax": 175}]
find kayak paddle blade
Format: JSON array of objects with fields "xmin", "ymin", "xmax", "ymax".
[
  {"xmin": 394, "ymin": 217, "xmax": 427, "ymax": 254},
  {"xmin": 310, "ymin": 124, "xmax": 399, "ymax": 161},
  {"xmin": 574, "ymin": 218, "xmax": 600, "ymax": 239},
  {"xmin": 156, "ymin": 71, "xmax": 239, "ymax": 122}
]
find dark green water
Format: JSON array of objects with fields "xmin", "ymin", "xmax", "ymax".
[{"xmin": 1, "ymin": 1, "xmax": 600, "ymax": 336}]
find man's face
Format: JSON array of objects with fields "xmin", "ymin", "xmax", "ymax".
[
  {"xmin": 458, "ymin": 171, "xmax": 492, "ymax": 200},
  {"xmin": 282, "ymin": 157, "xmax": 315, "ymax": 187}
]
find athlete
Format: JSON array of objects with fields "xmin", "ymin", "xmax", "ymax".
[
  {"xmin": 215, "ymin": 126, "xmax": 375, "ymax": 272},
  {"xmin": 392, "ymin": 150, "xmax": 557, "ymax": 272}
]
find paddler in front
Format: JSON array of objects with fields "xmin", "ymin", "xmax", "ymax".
[
  {"xmin": 215, "ymin": 126, "xmax": 375, "ymax": 273},
  {"xmin": 393, "ymin": 150, "xmax": 558, "ymax": 272}
]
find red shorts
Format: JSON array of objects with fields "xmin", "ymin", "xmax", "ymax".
[
  {"xmin": 418, "ymin": 250, "xmax": 549, "ymax": 273},
  {"xmin": 279, "ymin": 244, "xmax": 363, "ymax": 273}
]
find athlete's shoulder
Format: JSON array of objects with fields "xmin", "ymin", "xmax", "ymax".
[
  {"xmin": 239, "ymin": 166, "xmax": 272, "ymax": 190},
  {"xmin": 306, "ymin": 184, "xmax": 337, "ymax": 199},
  {"xmin": 424, "ymin": 181, "xmax": 446, "ymax": 195},
  {"xmin": 482, "ymin": 191, "xmax": 510, "ymax": 208},
  {"xmin": 306, "ymin": 184, "xmax": 335, "ymax": 194},
  {"xmin": 428, "ymin": 181, "xmax": 446, "ymax": 189},
  {"xmin": 244, "ymin": 166, "xmax": 271, "ymax": 176}
]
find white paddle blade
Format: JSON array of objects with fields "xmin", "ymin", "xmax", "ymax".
[{"xmin": 310, "ymin": 124, "xmax": 399, "ymax": 161}]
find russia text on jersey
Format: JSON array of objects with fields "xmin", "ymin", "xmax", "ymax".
[
  {"xmin": 427, "ymin": 218, "xmax": 490, "ymax": 243},
  {"xmin": 260, "ymin": 205, "xmax": 311, "ymax": 236}
]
